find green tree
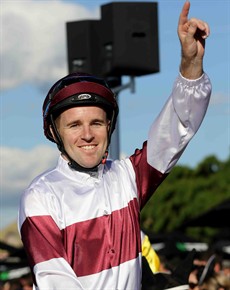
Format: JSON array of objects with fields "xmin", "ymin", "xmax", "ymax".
[{"xmin": 140, "ymin": 154, "xmax": 230, "ymax": 242}]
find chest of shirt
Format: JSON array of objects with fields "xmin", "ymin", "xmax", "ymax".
[{"xmin": 48, "ymin": 168, "xmax": 138, "ymax": 228}]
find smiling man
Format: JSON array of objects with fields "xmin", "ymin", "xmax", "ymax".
[{"xmin": 18, "ymin": 2, "xmax": 212, "ymax": 289}]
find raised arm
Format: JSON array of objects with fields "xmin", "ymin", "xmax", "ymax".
[{"xmin": 146, "ymin": 2, "xmax": 211, "ymax": 173}]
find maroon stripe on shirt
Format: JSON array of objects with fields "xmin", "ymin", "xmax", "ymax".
[
  {"xmin": 130, "ymin": 141, "xmax": 168, "ymax": 209},
  {"xmin": 21, "ymin": 215, "xmax": 68, "ymax": 268},
  {"xmin": 20, "ymin": 198, "xmax": 141, "ymax": 277}
]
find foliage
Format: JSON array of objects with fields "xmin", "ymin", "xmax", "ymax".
[{"xmin": 140, "ymin": 154, "xmax": 230, "ymax": 242}]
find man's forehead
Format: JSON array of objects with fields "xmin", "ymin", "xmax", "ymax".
[{"xmin": 59, "ymin": 105, "xmax": 107, "ymax": 120}]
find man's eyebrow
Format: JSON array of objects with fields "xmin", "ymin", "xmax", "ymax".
[
  {"xmin": 90, "ymin": 118, "xmax": 108, "ymax": 124},
  {"xmin": 92, "ymin": 118, "xmax": 105, "ymax": 121},
  {"xmin": 65, "ymin": 119, "xmax": 81, "ymax": 126},
  {"xmin": 65, "ymin": 118, "xmax": 107, "ymax": 126}
]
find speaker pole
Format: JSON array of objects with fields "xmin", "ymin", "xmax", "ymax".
[
  {"xmin": 109, "ymin": 95, "xmax": 120, "ymax": 161},
  {"xmin": 109, "ymin": 77, "xmax": 135, "ymax": 160}
]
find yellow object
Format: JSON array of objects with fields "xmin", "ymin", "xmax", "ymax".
[{"xmin": 142, "ymin": 234, "xmax": 160, "ymax": 273}]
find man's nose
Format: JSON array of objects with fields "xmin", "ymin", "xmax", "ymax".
[{"xmin": 81, "ymin": 125, "xmax": 94, "ymax": 141}]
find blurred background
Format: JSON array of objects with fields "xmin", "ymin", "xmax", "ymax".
[{"xmin": 1, "ymin": 0, "xmax": 229, "ymax": 288}]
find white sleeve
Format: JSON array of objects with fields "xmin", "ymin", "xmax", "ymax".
[
  {"xmin": 33, "ymin": 258, "xmax": 84, "ymax": 290},
  {"xmin": 147, "ymin": 73, "xmax": 212, "ymax": 173}
]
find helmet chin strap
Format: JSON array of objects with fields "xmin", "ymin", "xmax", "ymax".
[{"xmin": 50, "ymin": 115, "xmax": 109, "ymax": 173}]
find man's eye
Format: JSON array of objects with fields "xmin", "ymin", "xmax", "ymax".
[
  {"xmin": 70, "ymin": 123, "xmax": 80, "ymax": 128},
  {"xmin": 92, "ymin": 122, "xmax": 103, "ymax": 127}
]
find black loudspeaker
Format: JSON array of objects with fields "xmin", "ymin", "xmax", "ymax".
[
  {"xmin": 100, "ymin": 2, "xmax": 159, "ymax": 76},
  {"xmin": 66, "ymin": 20, "xmax": 102, "ymax": 76},
  {"xmin": 66, "ymin": 2, "xmax": 159, "ymax": 78}
]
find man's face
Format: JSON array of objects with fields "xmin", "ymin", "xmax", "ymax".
[{"xmin": 55, "ymin": 106, "xmax": 110, "ymax": 169}]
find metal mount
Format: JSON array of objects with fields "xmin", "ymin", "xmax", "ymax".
[{"xmin": 112, "ymin": 76, "xmax": 135, "ymax": 95}]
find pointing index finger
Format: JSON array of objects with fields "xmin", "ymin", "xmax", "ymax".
[{"xmin": 179, "ymin": 1, "xmax": 191, "ymax": 26}]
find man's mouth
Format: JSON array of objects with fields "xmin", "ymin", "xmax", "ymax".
[{"xmin": 80, "ymin": 145, "xmax": 96, "ymax": 150}]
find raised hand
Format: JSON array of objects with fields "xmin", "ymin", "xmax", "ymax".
[{"xmin": 178, "ymin": 1, "xmax": 210, "ymax": 79}]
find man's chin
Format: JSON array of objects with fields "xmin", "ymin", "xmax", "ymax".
[{"xmin": 78, "ymin": 159, "xmax": 101, "ymax": 169}]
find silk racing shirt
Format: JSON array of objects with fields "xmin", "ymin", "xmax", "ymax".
[{"xmin": 18, "ymin": 73, "xmax": 211, "ymax": 290}]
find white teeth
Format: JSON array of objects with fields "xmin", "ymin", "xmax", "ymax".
[{"xmin": 81, "ymin": 145, "xmax": 96, "ymax": 150}]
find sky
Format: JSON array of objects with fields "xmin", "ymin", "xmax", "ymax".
[{"xmin": 0, "ymin": 0, "xmax": 229, "ymax": 230}]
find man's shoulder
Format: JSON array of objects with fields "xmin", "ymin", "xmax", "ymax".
[{"xmin": 25, "ymin": 165, "xmax": 59, "ymax": 192}]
